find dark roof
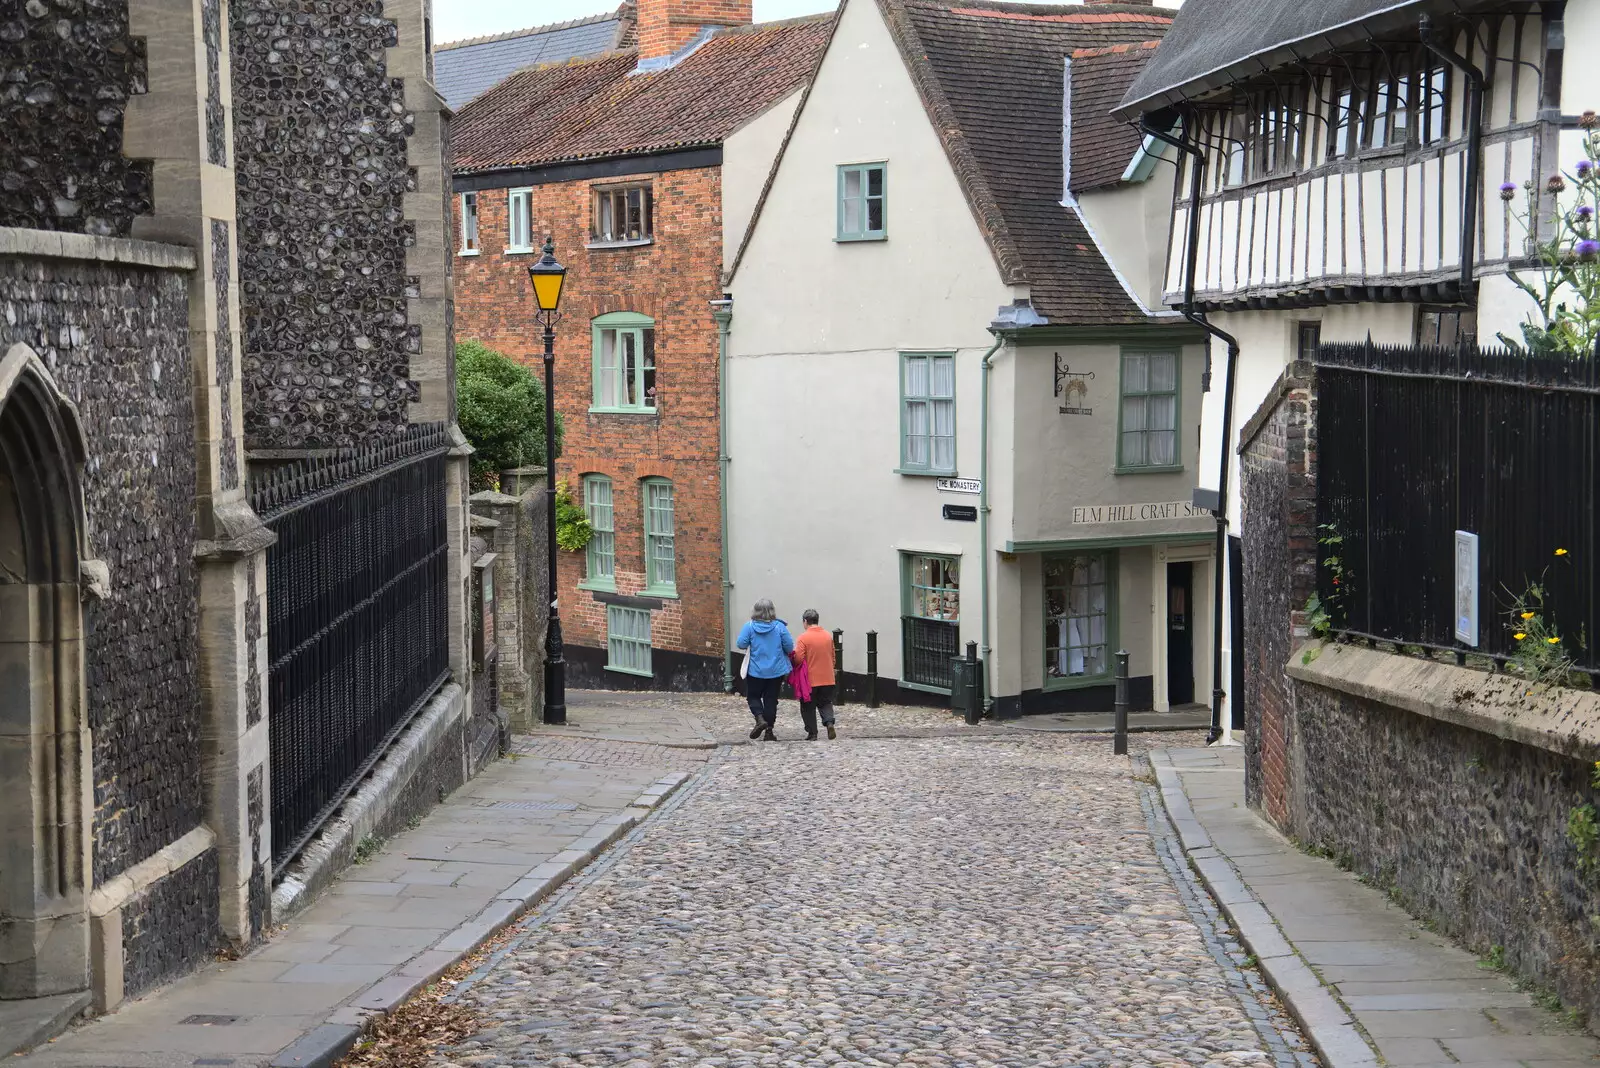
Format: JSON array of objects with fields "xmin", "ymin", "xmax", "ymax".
[
  {"xmin": 452, "ymin": 17, "xmax": 831, "ymax": 175},
  {"xmin": 435, "ymin": 8, "xmax": 632, "ymax": 111},
  {"xmin": 1114, "ymin": 0, "xmax": 1469, "ymax": 118},
  {"xmin": 1069, "ymin": 40, "xmax": 1161, "ymax": 193},
  {"xmin": 891, "ymin": 0, "xmax": 1173, "ymax": 324}
]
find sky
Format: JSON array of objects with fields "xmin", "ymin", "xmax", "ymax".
[{"xmin": 435, "ymin": 0, "xmax": 1179, "ymax": 46}]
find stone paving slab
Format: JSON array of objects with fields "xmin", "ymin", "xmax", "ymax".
[
  {"xmin": 1151, "ymin": 745, "xmax": 1600, "ymax": 1068},
  {"xmin": 13, "ymin": 727, "xmax": 706, "ymax": 1068}
]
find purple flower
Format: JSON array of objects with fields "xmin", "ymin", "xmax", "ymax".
[
  {"xmin": 1577, "ymin": 238, "xmax": 1600, "ymax": 260},
  {"xmin": 1500, "ymin": 181, "xmax": 1519, "ymax": 202},
  {"xmin": 1579, "ymin": 205, "xmax": 1596, "ymax": 219},
  {"xmin": 1580, "ymin": 160, "xmax": 1595, "ymax": 179}
]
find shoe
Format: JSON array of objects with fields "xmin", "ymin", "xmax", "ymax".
[
  {"xmin": 806, "ymin": 732, "xmax": 818, "ymax": 741},
  {"xmin": 826, "ymin": 724, "xmax": 837, "ymax": 740},
  {"xmin": 749, "ymin": 722, "xmax": 765, "ymax": 739},
  {"xmin": 762, "ymin": 727, "xmax": 777, "ymax": 741}
]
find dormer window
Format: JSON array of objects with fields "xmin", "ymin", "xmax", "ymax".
[{"xmin": 592, "ymin": 183, "xmax": 653, "ymax": 246}]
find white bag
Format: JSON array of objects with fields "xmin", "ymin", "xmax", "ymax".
[{"xmin": 740, "ymin": 650, "xmax": 750, "ymax": 679}]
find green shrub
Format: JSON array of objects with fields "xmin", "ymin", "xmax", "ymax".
[{"xmin": 456, "ymin": 339, "xmax": 563, "ymax": 489}]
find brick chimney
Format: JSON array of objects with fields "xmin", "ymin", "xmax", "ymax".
[{"xmin": 637, "ymin": 0, "xmax": 752, "ymax": 62}]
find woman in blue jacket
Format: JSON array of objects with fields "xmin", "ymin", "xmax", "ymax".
[{"xmin": 737, "ymin": 598, "xmax": 794, "ymax": 741}]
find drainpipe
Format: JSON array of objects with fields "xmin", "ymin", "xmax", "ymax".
[
  {"xmin": 978, "ymin": 336, "xmax": 1003, "ymax": 716},
  {"xmin": 711, "ymin": 297, "xmax": 736, "ymax": 693},
  {"xmin": 1143, "ymin": 111, "xmax": 1240, "ymax": 746},
  {"xmin": 1420, "ymin": 14, "xmax": 1485, "ymax": 303}
]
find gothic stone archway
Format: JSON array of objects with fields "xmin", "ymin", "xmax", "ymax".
[{"xmin": 0, "ymin": 342, "xmax": 92, "ymax": 999}]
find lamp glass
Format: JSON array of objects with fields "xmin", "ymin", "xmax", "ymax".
[{"xmin": 530, "ymin": 270, "xmax": 564, "ymax": 312}]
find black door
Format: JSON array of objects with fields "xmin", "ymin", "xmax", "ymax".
[{"xmin": 1167, "ymin": 562, "xmax": 1195, "ymax": 705}]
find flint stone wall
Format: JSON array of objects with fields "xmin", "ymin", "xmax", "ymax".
[
  {"xmin": 0, "ymin": 253, "xmax": 205, "ymax": 888},
  {"xmin": 0, "ymin": 0, "xmax": 154, "ymax": 236},
  {"xmin": 120, "ymin": 846, "xmax": 219, "ymax": 999},
  {"xmin": 230, "ymin": 0, "xmax": 422, "ymax": 451}
]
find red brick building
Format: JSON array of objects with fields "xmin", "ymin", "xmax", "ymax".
[{"xmin": 451, "ymin": 0, "xmax": 828, "ymax": 690}]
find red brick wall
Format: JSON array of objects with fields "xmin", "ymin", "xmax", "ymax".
[
  {"xmin": 1237, "ymin": 363, "xmax": 1317, "ymax": 831},
  {"xmin": 453, "ymin": 167, "xmax": 726, "ymax": 675},
  {"xmin": 637, "ymin": 0, "xmax": 752, "ymax": 60}
]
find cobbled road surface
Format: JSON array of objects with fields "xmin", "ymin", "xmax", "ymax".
[{"xmin": 438, "ymin": 733, "xmax": 1313, "ymax": 1068}]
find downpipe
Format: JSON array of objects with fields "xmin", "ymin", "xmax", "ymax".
[
  {"xmin": 1142, "ymin": 112, "xmax": 1241, "ymax": 746},
  {"xmin": 711, "ymin": 298, "xmax": 736, "ymax": 693},
  {"xmin": 978, "ymin": 337, "xmax": 1003, "ymax": 717}
]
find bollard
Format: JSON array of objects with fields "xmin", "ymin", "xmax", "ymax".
[
  {"xmin": 1113, "ymin": 649, "xmax": 1130, "ymax": 756},
  {"xmin": 964, "ymin": 641, "xmax": 982, "ymax": 725},
  {"xmin": 866, "ymin": 631, "xmax": 879, "ymax": 708}
]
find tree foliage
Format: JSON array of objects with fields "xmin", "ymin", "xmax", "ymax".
[{"xmin": 456, "ymin": 340, "xmax": 562, "ymax": 488}]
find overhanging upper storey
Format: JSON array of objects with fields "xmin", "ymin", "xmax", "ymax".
[{"xmin": 1120, "ymin": 2, "xmax": 1565, "ymax": 313}]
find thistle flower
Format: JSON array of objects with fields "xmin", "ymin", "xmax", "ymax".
[
  {"xmin": 1583, "ymin": 110, "xmax": 1599, "ymax": 129},
  {"xmin": 1549, "ymin": 174, "xmax": 1568, "ymax": 194},
  {"xmin": 1579, "ymin": 205, "xmax": 1596, "ymax": 220},
  {"xmin": 1580, "ymin": 159, "xmax": 1595, "ymax": 179},
  {"xmin": 1499, "ymin": 181, "xmax": 1519, "ymax": 202},
  {"xmin": 1577, "ymin": 239, "xmax": 1599, "ymax": 260}
]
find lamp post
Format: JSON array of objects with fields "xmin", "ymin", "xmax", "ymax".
[{"xmin": 528, "ymin": 237, "xmax": 567, "ymax": 725}]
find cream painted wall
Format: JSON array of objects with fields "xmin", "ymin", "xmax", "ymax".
[
  {"xmin": 1076, "ymin": 174, "xmax": 1178, "ymax": 312},
  {"xmin": 1563, "ymin": 5, "xmax": 1600, "ymax": 114},
  {"xmin": 727, "ymin": 0, "xmax": 1010, "ymax": 358},
  {"xmin": 725, "ymin": 344, "xmax": 985, "ymax": 681},
  {"xmin": 1007, "ymin": 339, "xmax": 1211, "ymax": 546},
  {"xmin": 725, "ymin": 0, "xmax": 1013, "ymax": 682},
  {"xmin": 722, "ymin": 89, "xmax": 803, "ymax": 269}
]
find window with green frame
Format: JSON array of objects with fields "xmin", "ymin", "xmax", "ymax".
[
  {"xmin": 607, "ymin": 605, "xmax": 652, "ymax": 676},
  {"xmin": 642, "ymin": 477, "xmax": 675, "ymax": 594},
  {"xmin": 900, "ymin": 352, "xmax": 956, "ymax": 474},
  {"xmin": 1044, "ymin": 553, "xmax": 1113, "ymax": 687},
  {"xmin": 581, "ymin": 475, "xmax": 614, "ymax": 589},
  {"xmin": 837, "ymin": 163, "xmax": 886, "ymax": 241},
  {"xmin": 1118, "ymin": 350, "xmax": 1180, "ymax": 470},
  {"xmin": 901, "ymin": 554, "xmax": 960, "ymax": 691},
  {"xmin": 591, "ymin": 312, "xmax": 656, "ymax": 411}
]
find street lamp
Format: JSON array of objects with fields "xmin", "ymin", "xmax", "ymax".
[{"xmin": 528, "ymin": 237, "xmax": 567, "ymax": 725}]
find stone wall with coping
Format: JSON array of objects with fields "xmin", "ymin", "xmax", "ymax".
[
  {"xmin": 0, "ymin": 0, "xmax": 154, "ymax": 236},
  {"xmin": 470, "ymin": 469, "xmax": 549, "ymax": 733},
  {"xmin": 0, "ymin": 248, "xmax": 205, "ymax": 888},
  {"xmin": 1287, "ymin": 644, "xmax": 1600, "ymax": 1027},
  {"xmin": 1242, "ymin": 363, "xmax": 1600, "ymax": 1028}
]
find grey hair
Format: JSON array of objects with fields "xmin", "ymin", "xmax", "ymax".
[
  {"xmin": 803, "ymin": 609, "xmax": 820, "ymax": 625},
  {"xmin": 751, "ymin": 598, "xmax": 776, "ymax": 622}
]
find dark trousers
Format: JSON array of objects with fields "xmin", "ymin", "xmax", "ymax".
[
  {"xmin": 800, "ymin": 684, "xmax": 837, "ymax": 736},
  {"xmin": 746, "ymin": 675, "xmax": 782, "ymax": 727}
]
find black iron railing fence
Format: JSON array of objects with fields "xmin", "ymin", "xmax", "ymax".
[
  {"xmin": 902, "ymin": 616, "xmax": 959, "ymax": 690},
  {"xmin": 251, "ymin": 424, "xmax": 453, "ymax": 873},
  {"xmin": 1315, "ymin": 341, "xmax": 1598, "ymax": 675}
]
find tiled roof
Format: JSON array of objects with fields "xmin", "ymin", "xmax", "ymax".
[
  {"xmin": 1069, "ymin": 41, "xmax": 1162, "ymax": 194},
  {"xmin": 435, "ymin": 8, "xmax": 632, "ymax": 112},
  {"xmin": 451, "ymin": 16, "xmax": 832, "ymax": 175},
  {"xmin": 887, "ymin": 0, "xmax": 1174, "ymax": 324},
  {"xmin": 1115, "ymin": 0, "xmax": 1470, "ymax": 118}
]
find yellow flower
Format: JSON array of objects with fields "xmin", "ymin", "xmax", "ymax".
[
  {"xmin": 1514, "ymin": 632, "xmax": 1527, "ymax": 641},
  {"xmin": 1548, "ymin": 636, "xmax": 1561, "ymax": 644},
  {"xmin": 1521, "ymin": 611, "xmax": 1535, "ymax": 620},
  {"xmin": 1556, "ymin": 548, "xmax": 1569, "ymax": 556}
]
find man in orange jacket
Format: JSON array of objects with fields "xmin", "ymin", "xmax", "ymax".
[{"xmin": 793, "ymin": 609, "xmax": 838, "ymax": 740}]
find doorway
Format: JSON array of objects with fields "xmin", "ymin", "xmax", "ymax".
[{"xmin": 1166, "ymin": 561, "xmax": 1194, "ymax": 705}]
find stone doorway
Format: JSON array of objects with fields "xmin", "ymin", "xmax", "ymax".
[{"xmin": 0, "ymin": 343, "xmax": 92, "ymax": 1008}]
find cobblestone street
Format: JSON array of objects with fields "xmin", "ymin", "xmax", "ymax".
[{"xmin": 435, "ymin": 724, "xmax": 1315, "ymax": 1068}]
